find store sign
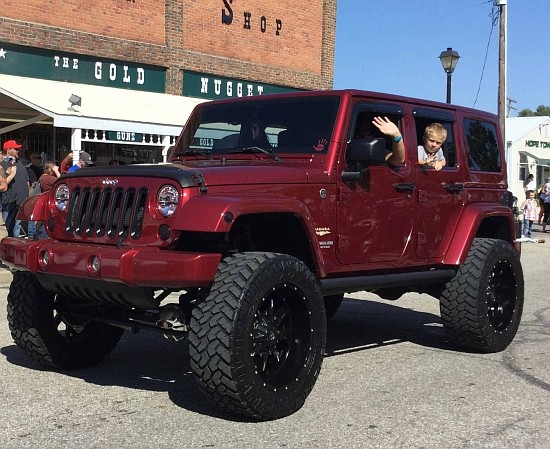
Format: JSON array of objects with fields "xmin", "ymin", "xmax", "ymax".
[
  {"xmin": 221, "ymin": 0, "xmax": 283, "ymax": 35},
  {"xmin": 183, "ymin": 71, "xmax": 299, "ymax": 100},
  {"xmin": 525, "ymin": 140, "xmax": 550, "ymax": 149},
  {"xmin": 0, "ymin": 43, "xmax": 165, "ymax": 93},
  {"xmin": 107, "ymin": 131, "xmax": 143, "ymax": 142}
]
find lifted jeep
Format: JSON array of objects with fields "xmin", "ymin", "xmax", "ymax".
[{"xmin": 1, "ymin": 90, "xmax": 523, "ymax": 420}]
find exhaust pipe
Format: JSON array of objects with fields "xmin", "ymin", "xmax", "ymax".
[{"xmin": 156, "ymin": 304, "xmax": 188, "ymax": 341}]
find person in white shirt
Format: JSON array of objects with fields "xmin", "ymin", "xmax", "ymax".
[{"xmin": 524, "ymin": 173, "xmax": 536, "ymax": 192}]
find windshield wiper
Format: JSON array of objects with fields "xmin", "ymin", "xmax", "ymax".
[
  {"xmin": 229, "ymin": 146, "xmax": 282, "ymax": 161},
  {"xmin": 173, "ymin": 149, "xmax": 212, "ymax": 157},
  {"xmin": 181, "ymin": 149, "xmax": 212, "ymax": 156}
]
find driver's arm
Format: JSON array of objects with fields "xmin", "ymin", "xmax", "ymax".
[{"xmin": 372, "ymin": 116, "xmax": 405, "ymax": 166}]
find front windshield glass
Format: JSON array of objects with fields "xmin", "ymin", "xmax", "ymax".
[{"xmin": 172, "ymin": 96, "xmax": 340, "ymax": 157}]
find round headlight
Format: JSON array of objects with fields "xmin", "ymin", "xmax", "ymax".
[
  {"xmin": 157, "ymin": 185, "xmax": 179, "ymax": 217},
  {"xmin": 54, "ymin": 184, "xmax": 70, "ymax": 212}
]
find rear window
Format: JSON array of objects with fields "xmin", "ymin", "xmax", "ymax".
[{"xmin": 463, "ymin": 119, "xmax": 501, "ymax": 172}]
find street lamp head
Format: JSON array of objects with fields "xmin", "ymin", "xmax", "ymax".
[{"xmin": 439, "ymin": 47, "xmax": 460, "ymax": 74}]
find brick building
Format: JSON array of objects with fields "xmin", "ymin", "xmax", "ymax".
[{"xmin": 0, "ymin": 0, "xmax": 336, "ymax": 164}]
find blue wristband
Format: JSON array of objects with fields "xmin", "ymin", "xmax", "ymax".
[{"xmin": 393, "ymin": 135, "xmax": 403, "ymax": 143}]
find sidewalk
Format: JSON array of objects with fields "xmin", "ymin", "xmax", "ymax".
[{"xmin": 0, "ymin": 264, "xmax": 13, "ymax": 288}]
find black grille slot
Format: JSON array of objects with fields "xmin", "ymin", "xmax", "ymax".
[{"xmin": 65, "ymin": 185, "xmax": 148, "ymax": 240}]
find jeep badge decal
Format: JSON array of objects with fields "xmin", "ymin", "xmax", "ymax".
[{"xmin": 315, "ymin": 227, "xmax": 331, "ymax": 236}]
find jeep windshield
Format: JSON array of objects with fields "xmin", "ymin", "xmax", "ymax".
[{"xmin": 171, "ymin": 96, "xmax": 340, "ymax": 158}]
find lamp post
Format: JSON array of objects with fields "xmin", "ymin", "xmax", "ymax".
[{"xmin": 439, "ymin": 47, "xmax": 460, "ymax": 104}]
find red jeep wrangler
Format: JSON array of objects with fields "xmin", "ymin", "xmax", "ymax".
[{"xmin": 1, "ymin": 90, "xmax": 523, "ymax": 420}]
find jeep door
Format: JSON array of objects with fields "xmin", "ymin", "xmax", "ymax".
[
  {"xmin": 412, "ymin": 108, "xmax": 466, "ymax": 259},
  {"xmin": 336, "ymin": 102, "xmax": 415, "ymax": 265}
]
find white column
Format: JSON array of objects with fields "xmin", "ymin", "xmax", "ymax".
[
  {"xmin": 71, "ymin": 128, "xmax": 82, "ymax": 165},
  {"xmin": 161, "ymin": 135, "xmax": 172, "ymax": 162}
]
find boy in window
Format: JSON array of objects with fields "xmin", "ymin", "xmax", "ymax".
[{"xmin": 418, "ymin": 123, "xmax": 447, "ymax": 171}]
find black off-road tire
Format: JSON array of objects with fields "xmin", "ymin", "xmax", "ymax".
[
  {"xmin": 324, "ymin": 294, "xmax": 343, "ymax": 319},
  {"xmin": 440, "ymin": 238, "xmax": 524, "ymax": 353},
  {"xmin": 189, "ymin": 252, "xmax": 326, "ymax": 420},
  {"xmin": 7, "ymin": 271, "xmax": 124, "ymax": 369}
]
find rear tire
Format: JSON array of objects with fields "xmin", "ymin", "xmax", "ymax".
[
  {"xmin": 7, "ymin": 272, "xmax": 124, "ymax": 369},
  {"xmin": 189, "ymin": 252, "xmax": 326, "ymax": 420},
  {"xmin": 440, "ymin": 238, "xmax": 524, "ymax": 352}
]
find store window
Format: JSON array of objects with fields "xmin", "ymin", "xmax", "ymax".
[{"xmin": 518, "ymin": 153, "xmax": 528, "ymax": 182}]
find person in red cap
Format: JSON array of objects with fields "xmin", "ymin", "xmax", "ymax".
[
  {"xmin": 0, "ymin": 163, "xmax": 17, "ymax": 239},
  {"xmin": 1, "ymin": 139, "xmax": 30, "ymax": 237},
  {"xmin": 2, "ymin": 140, "xmax": 21, "ymax": 152}
]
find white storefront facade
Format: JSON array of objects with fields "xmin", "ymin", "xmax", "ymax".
[{"xmin": 505, "ymin": 116, "xmax": 550, "ymax": 202}]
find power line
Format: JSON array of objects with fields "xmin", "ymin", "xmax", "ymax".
[
  {"xmin": 473, "ymin": 2, "xmax": 499, "ymax": 108},
  {"xmin": 506, "ymin": 97, "xmax": 517, "ymax": 117}
]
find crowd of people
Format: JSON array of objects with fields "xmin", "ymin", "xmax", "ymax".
[
  {"xmin": 0, "ymin": 139, "xmax": 66, "ymax": 239},
  {"xmin": 0, "ymin": 140, "xmax": 128, "ymax": 239},
  {"xmin": 521, "ymin": 175, "xmax": 550, "ymax": 237}
]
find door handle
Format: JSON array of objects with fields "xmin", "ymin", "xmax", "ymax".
[
  {"xmin": 444, "ymin": 183, "xmax": 464, "ymax": 193},
  {"xmin": 393, "ymin": 182, "xmax": 416, "ymax": 193}
]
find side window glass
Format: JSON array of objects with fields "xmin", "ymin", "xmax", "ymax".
[
  {"xmin": 414, "ymin": 118, "xmax": 456, "ymax": 168},
  {"xmin": 348, "ymin": 110, "xmax": 404, "ymax": 165},
  {"xmin": 463, "ymin": 119, "xmax": 501, "ymax": 172}
]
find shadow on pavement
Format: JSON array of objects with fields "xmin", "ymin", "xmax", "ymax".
[
  {"xmin": 1, "ymin": 295, "xmax": 461, "ymax": 420},
  {"xmin": 325, "ymin": 296, "xmax": 460, "ymax": 357}
]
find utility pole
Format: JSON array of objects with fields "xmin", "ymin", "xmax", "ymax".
[{"xmin": 495, "ymin": 0, "xmax": 507, "ymax": 139}]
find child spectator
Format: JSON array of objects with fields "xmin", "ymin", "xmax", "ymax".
[
  {"xmin": 418, "ymin": 123, "xmax": 447, "ymax": 171},
  {"xmin": 521, "ymin": 190, "xmax": 537, "ymax": 238}
]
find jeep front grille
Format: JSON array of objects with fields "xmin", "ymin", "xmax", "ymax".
[{"xmin": 65, "ymin": 186, "xmax": 148, "ymax": 240}]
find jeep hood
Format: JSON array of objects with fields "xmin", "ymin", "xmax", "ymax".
[{"xmin": 63, "ymin": 161, "xmax": 316, "ymax": 187}]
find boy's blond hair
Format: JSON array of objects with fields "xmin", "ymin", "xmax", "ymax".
[{"xmin": 424, "ymin": 123, "xmax": 447, "ymax": 141}]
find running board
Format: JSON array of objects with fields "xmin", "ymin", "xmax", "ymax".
[{"xmin": 319, "ymin": 269, "xmax": 457, "ymax": 296}]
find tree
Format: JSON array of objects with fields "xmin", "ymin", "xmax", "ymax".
[{"xmin": 518, "ymin": 105, "xmax": 550, "ymax": 117}]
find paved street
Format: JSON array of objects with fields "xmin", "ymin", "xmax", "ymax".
[{"xmin": 1, "ymin": 234, "xmax": 549, "ymax": 449}]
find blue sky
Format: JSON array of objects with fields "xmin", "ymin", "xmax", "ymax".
[{"xmin": 333, "ymin": 0, "xmax": 548, "ymax": 116}]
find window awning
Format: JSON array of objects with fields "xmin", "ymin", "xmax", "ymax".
[
  {"xmin": 0, "ymin": 74, "xmax": 206, "ymax": 136},
  {"xmin": 522, "ymin": 151, "xmax": 550, "ymax": 166}
]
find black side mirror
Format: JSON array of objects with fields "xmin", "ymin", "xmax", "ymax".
[
  {"xmin": 347, "ymin": 137, "xmax": 387, "ymax": 165},
  {"xmin": 341, "ymin": 138, "xmax": 387, "ymax": 183}
]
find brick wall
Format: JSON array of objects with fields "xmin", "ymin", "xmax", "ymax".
[
  {"xmin": 1, "ymin": 0, "xmax": 165, "ymax": 44},
  {"xmin": 0, "ymin": 0, "xmax": 335, "ymax": 95}
]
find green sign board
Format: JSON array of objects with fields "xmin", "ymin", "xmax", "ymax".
[
  {"xmin": 106, "ymin": 131, "xmax": 144, "ymax": 142},
  {"xmin": 183, "ymin": 70, "xmax": 300, "ymax": 100},
  {"xmin": 0, "ymin": 43, "xmax": 165, "ymax": 93}
]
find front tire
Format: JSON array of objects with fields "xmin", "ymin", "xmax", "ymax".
[
  {"xmin": 440, "ymin": 238, "xmax": 524, "ymax": 352},
  {"xmin": 7, "ymin": 272, "xmax": 124, "ymax": 369},
  {"xmin": 189, "ymin": 252, "xmax": 326, "ymax": 420}
]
